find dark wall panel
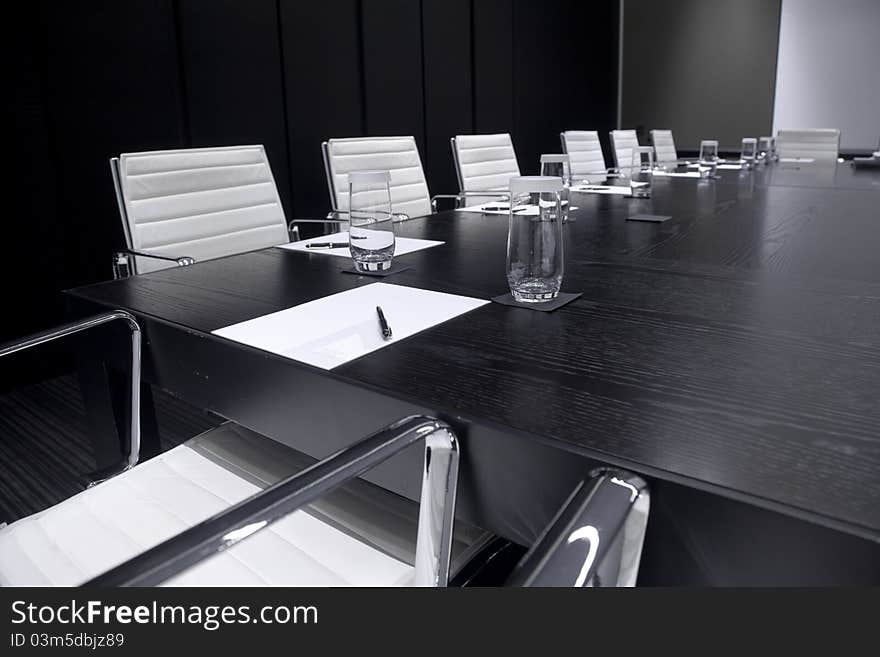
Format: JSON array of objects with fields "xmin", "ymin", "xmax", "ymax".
[
  {"xmin": 361, "ymin": 0, "xmax": 425, "ymax": 153},
  {"xmin": 512, "ymin": 0, "xmax": 566, "ymax": 174},
  {"xmin": 3, "ymin": 4, "xmax": 62, "ymax": 345},
  {"xmin": 513, "ymin": 0, "xmax": 619, "ymax": 174},
  {"xmin": 559, "ymin": 0, "xmax": 619, "ymax": 162},
  {"xmin": 40, "ymin": 0, "xmax": 186, "ymax": 289},
  {"xmin": 177, "ymin": 0, "xmax": 293, "ymax": 215},
  {"xmin": 422, "ymin": 0, "xmax": 473, "ymax": 196},
  {"xmin": 473, "ymin": 0, "xmax": 515, "ymax": 138},
  {"xmin": 621, "ymin": 0, "xmax": 781, "ymax": 151},
  {"xmin": 281, "ymin": 0, "xmax": 363, "ymax": 217}
]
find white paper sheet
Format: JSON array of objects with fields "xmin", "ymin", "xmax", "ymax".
[
  {"xmin": 457, "ymin": 202, "xmax": 536, "ymax": 215},
  {"xmin": 570, "ymin": 184, "xmax": 640, "ymax": 195},
  {"xmin": 457, "ymin": 201, "xmax": 576, "ymax": 215},
  {"xmin": 212, "ymin": 283, "xmax": 489, "ymax": 370},
  {"xmin": 778, "ymin": 157, "xmax": 816, "ymax": 163},
  {"xmin": 716, "ymin": 164, "xmax": 744, "ymax": 170},
  {"xmin": 278, "ymin": 232, "xmax": 444, "ymax": 258},
  {"xmin": 651, "ymin": 171, "xmax": 703, "ymax": 178}
]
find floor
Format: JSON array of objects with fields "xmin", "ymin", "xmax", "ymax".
[{"xmin": 0, "ymin": 375, "xmax": 219, "ymax": 524}]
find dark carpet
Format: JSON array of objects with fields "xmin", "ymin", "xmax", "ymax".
[{"xmin": 0, "ymin": 375, "xmax": 220, "ymax": 525}]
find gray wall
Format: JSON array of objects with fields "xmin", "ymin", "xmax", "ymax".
[
  {"xmin": 620, "ymin": 0, "xmax": 782, "ymax": 152},
  {"xmin": 773, "ymin": 0, "xmax": 880, "ymax": 152}
]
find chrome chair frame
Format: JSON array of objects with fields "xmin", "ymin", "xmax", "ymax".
[
  {"xmin": 85, "ymin": 415, "xmax": 460, "ymax": 587},
  {"xmin": 0, "ymin": 311, "xmax": 142, "ymax": 480},
  {"xmin": 508, "ymin": 469, "xmax": 650, "ymax": 587}
]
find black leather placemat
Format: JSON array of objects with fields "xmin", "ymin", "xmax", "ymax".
[
  {"xmin": 340, "ymin": 264, "xmax": 413, "ymax": 277},
  {"xmin": 491, "ymin": 291, "xmax": 582, "ymax": 312}
]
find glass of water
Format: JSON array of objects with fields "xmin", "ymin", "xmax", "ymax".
[
  {"xmin": 699, "ymin": 140, "xmax": 719, "ymax": 177},
  {"xmin": 348, "ymin": 170, "xmax": 396, "ymax": 272},
  {"xmin": 540, "ymin": 154, "xmax": 571, "ymax": 222},
  {"xmin": 741, "ymin": 137, "xmax": 757, "ymax": 169},
  {"xmin": 506, "ymin": 176, "xmax": 564, "ymax": 303},
  {"xmin": 630, "ymin": 147, "xmax": 653, "ymax": 198},
  {"xmin": 757, "ymin": 136, "xmax": 772, "ymax": 163}
]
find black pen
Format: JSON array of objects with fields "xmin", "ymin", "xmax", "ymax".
[
  {"xmin": 376, "ymin": 306, "xmax": 393, "ymax": 341},
  {"xmin": 305, "ymin": 242, "xmax": 348, "ymax": 249}
]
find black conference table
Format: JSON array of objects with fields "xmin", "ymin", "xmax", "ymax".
[{"xmin": 67, "ymin": 162, "xmax": 880, "ymax": 585}]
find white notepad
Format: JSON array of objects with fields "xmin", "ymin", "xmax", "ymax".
[
  {"xmin": 278, "ymin": 232, "xmax": 444, "ymax": 258},
  {"xmin": 716, "ymin": 164, "xmax": 744, "ymax": 170},
  {"xmin": 212, "ymin": 283, "xmax": 489, "ymax": 370},
  {"xmin": 778, "ymin": 157, "xmax": 816, "ymax": 163}
]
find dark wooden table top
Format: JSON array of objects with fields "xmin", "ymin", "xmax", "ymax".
[{"xmin": 70, "ymin": 164, "xmax": 880, "ymax": 541}]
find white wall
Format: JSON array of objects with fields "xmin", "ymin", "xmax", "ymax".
[{"xmin": 773, "ymin": 0, "xmax": 880, "ymax": 151}]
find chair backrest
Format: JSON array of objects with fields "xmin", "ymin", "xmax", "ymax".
[
  {"xmin": 609, "ymin": 130, "xmax": 639, "ymax": 170},
  {"xmin": 112, "ymin": 145, "xmax": 289, "ymax": 274},
  {"xmin": 560, "ymin": 131, "xmax": 607, "ymax": 181},
  {"xmin": 323, "ymin": 136, "xmax": 432, "ymax": 219},
  {"xmin": 775, "ymin": 129, "xmax": 840, "ymax": 162},
  {"xmin": 650, "ymin": 129, "xmax": 678, "ymax": 166},
  {"xmin": 451, "ymin": 133, "xmax": 520, "ymax": 193}
]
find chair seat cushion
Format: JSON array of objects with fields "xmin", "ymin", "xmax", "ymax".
[{"xmin": 0, "ymin": 443, "xmax": 413, "ymax": 586}]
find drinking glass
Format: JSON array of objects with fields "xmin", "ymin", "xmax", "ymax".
[
  {"xmin": 699, "ymin": 140, "xmax": 719, "ymax": 177},
  {"xmin": 348, "ymin": 170, "xmax": 395, "ymax": 272},
  {"xmin": 540, "ymin": 154, "xmax": 571, "ymax": 221},
  {"xmin": 630, "ymin": 147, "xmax": 653, "ymax": 198},
  {"xmin": 757, "ymin": 136, "xmax": 773, "ymax": 163},
  {"xmin": 506, "ymin": 176, "xmax": 564, "ymax": 303},
  {"xmin": 740, "ymin": 137, "xmax": 757, "ymax": 169}
]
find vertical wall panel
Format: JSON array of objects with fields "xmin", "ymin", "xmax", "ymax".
[
  {"xmin": 422, "ymin": 0, "xmax": 473, "ymax": 195},
  {"xmin": 512, "ymin": 0, "xmax": 566, "ymax": 174},
  {"xmin": 559, "ymin": 0, "xmax": 619, "ymax": 163},
  {"xmin": 621, "ymin": 0, "xmax": 781, "ymax": 151},
  {"xmin": 281, "ymin": 0, "xmax": 363, "ymax": 216},
  {"xmin": 3, "ymin": 3, "xmax": 62, "ymax": 346},
  {"xmin": 473, "ymin": 0, "xmax": 515, "ymax": 139},
  {"xmin": 40, "ymin": 0, "xmax": 187, "ymax": 289},
  {"xmin": 177, "ymin": 0, "xmax": 293, "ymax": 215},
  {"xmin": 361, "ymin": 0, "xmax": 425, "ymax": 154}
]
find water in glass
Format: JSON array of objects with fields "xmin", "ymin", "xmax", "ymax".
[{"xmin": 506, "ymin": 176, "xmax": 565, "ymax": 303}]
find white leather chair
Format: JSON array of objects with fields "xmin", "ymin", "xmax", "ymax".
[
  {"xmin": 323, "ymin": 136, "xmax": 433, "ymax": 219},
  {"xmin": 560, "ymin": 131, "xmax": 609, "ymax": 182},
  {"xmin": 650, "ymin": 130, "xmax": 679, "ymax": 167},
  {"xmin": 450, "ymin": 133, "xmax": 521, "ymax": 202},
  {"xmin": 775, "ymin": 129, "xmax": 840, "ymax": 162},
  {"xmin": 609, "ymin": 130, "xmax": 640, "ymax": 172},
  {"xmin": 0, "ymin": 312, "xmax": 481, "ymax": 587},
  {"xmin": 111, "ymin": 145, "xmax": 290, "ymax": 274}
]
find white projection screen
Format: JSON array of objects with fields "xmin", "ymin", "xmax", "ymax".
[{"xmin": 772, "ymin": 0, "xmax": 880, "ymax": 152}]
